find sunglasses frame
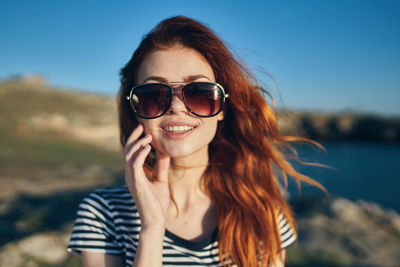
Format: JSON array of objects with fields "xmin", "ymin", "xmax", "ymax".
[{"xmin": 126, "ymin": 82, "xmax": 229, "ymax": 119}]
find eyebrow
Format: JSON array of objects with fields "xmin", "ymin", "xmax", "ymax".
[{"xmin": 142, "ymin": 74, "xmax": 211, "ymax": 83}]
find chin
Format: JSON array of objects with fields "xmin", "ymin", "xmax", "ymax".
[
  {"xmin": 161, "ymin": 143, "xmax": 208, "ymax": 161},
  {"xmin": 163, "ymin": 148, "xmax": 194, "ymax": 159}
]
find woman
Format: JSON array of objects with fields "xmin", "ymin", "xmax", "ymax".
[{"xmin": 68, "ymin": 16, "xmax": 322, "ymax": 266}]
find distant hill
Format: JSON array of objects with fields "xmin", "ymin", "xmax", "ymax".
[
  {"xmin": 0, "ymin": 74, "xmax": 120, "ymax": 151},
  {"xmin": 278, "ymin": 109, "xmax": 400, "ymax": 143}
]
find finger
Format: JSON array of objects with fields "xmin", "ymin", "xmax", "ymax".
[
  {"xmin": 155, "ymin": 153, "xmax": 170, "ymax": 182},
  {"xmin": 124, "ymin": 143, "xmax": 151, "ymax": 188},
  {"xmin": 133, "ymin": 144, "xmax": 152, "ymax": 169},
  {"xmin": 125, "ymin": 124, "xmax": 144, "ymax": 149},
  {"xmin": 125, "ymin": 134, "xmax": 152, "ymax": 161}
]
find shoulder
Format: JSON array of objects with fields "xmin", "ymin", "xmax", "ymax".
[
  {"xmin": 68, "ymin": 185, "xmax": 135, "ymax": 256},
  {"xmin": 91, "ymin": 185, "xmax": 131, "ymax": 200},
  {"xmin": 277, "ymin": 212, "xmax": 297, "ymax": 249},
  {"xmin": 78, "ymin": 185, "xmax": 136, "ymax": 219}
]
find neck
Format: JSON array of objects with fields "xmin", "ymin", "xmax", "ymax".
[{"xmin": 167, "ymin": 147, "xmax": 210, "ymax": 206}]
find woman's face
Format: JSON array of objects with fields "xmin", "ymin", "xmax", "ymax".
[{"xmin": 136, "ymin": 47, "xmax": 224, "ymax": 160}]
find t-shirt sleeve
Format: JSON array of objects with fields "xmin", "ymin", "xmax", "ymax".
[
  {"xmin": 67, "ymin": 190, "xmax": 122, "ymax": 255},
  {"xmin": 278, "ymin": 212, "xmax": 297, "ymax": 249}
]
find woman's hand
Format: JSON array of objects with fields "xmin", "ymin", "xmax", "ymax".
[{"xmin": 124, "ymin": 124, "xmax": 171, "ymax": 230}]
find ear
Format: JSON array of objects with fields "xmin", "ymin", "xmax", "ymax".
[{"xmin": 216, "ymin": 111, "xmax": 224, "ymax": 121}]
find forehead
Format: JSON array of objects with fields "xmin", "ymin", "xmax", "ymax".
[{"xmin": 137, "ymin": 47, "xmax": 215, "ymax": 83}]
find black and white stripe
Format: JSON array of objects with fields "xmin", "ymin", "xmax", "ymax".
[{"xmin": 68, "ymin": 186, "xmax": 296, "ymax": 267}]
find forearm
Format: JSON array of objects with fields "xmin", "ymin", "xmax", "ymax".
[{"xmin": 132, "ymin": 226, "xmax": 165, "ymax": 267}]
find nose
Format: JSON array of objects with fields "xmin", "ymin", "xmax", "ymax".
[{"xmin": 166, "ymin": 88, "xmax": 189, "ymax": 114}]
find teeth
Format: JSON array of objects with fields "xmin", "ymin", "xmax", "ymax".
[{"xmin": 164, "ymin": 125, "xmax": 194, "ymax": 133}]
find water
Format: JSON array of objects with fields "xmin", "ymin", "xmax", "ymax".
[{"xmin": 287, "ymin": 141, "xmax": 400, "ymax": 213}]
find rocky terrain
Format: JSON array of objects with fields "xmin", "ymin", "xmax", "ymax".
[
  {"xmin": 1, "ymin": 75, "xmax": 399, "ymax": 266},
  {"xmin": 288, "ymin": 197, "xmax": 400, "ymax": 267}
]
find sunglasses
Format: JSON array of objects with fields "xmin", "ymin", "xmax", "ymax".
[{"xmin": 126, "ymin": 82, "xmax": 229, "ymax": 119}]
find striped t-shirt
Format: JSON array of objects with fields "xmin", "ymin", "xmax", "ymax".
[{"xmin": 68, "ymin": 185, "xmax": 296, "ymax": 267}]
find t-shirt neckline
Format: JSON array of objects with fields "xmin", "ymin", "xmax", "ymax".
[{"xmin": 164, "ymin": 227, "xmax": 218, "ymax": 251}]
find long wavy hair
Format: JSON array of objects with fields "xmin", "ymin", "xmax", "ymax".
[{"xmin": 118, "ymin": 16, "xmax": 323, "ymax": 266}]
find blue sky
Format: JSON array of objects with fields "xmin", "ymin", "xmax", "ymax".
[{"xmin": 1, "ymin": 0, "xmax": 399, "ymax": 116}]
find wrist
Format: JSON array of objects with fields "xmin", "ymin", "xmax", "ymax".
[
  {"xmin": 140, "ymin": 225, "xmax": 166, "ymax": 240},
  {"xmin": 133, "ymin": 225, "xmax": 165, "ymax": 267}
]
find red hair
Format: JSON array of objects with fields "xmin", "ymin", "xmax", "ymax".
[{"xmin": 118, "ymin": 16, "xmax": 323, "ymax": 266}]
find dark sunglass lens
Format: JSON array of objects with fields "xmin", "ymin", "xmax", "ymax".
[
  {"xmin": 131, "ymin": 84, "xmax": 171, "ymax": 118},
  {"xmin": 183, "ymin": 83, "xmax": 222, "ymax": 116}
]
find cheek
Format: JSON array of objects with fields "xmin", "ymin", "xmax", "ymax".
[
  {"xmin": 139, "ymin": 118, "xmax": 158, "ymax": 134},
  {"xmin": 202, "ymin": 120, "xmax": 219, "ymax": 140},
  {"xmin": 139, "ymin": 120, "xmax": 163, "ymax": 146},
  {"xmin": 141, "ymin": 122, "xmax": 164, "ymax": 149}
]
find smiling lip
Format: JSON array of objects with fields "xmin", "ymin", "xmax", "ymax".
[{"xmin": 160, "ymin": 121, "xmax": 197, "ymax": 139}]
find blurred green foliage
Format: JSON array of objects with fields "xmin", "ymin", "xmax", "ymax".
[{"xmin": 286, "ymin": 246, "xmax": 348, "ymax": 267}]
